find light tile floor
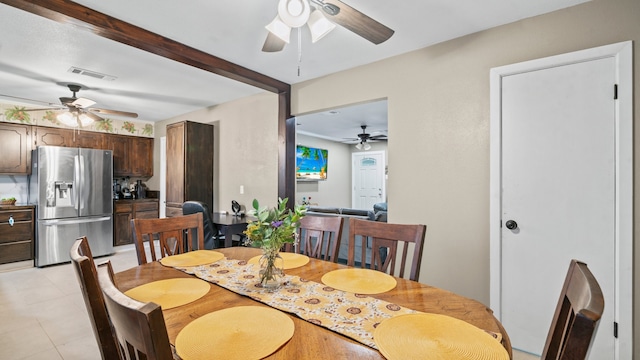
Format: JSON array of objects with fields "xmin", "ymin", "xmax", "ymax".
[{"xmin": 0, "ymin": 245, "xmax": 539, "ymax": 360}]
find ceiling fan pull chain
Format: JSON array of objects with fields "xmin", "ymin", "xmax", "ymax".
[{"xmin": 297, "ymin": 27, "xmax": 303, "ymax": 76}]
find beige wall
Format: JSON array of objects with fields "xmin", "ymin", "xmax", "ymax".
[
  {"xmin": 147, "ymin": 91, "xmax": 279, "ymax": 214},
  {"xmin": 292, "ymin": 0, "xmax": 639, "ymax": 354}
]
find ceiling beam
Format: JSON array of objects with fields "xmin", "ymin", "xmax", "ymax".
[{"xmin": 0, "ymin": 0, "xmax": 291, "ymax": 94}]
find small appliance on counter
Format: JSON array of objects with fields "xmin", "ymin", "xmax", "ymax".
[
  {"xmin": 135, "ymin": 180, "xmax": 146, "ymax": 199},
  {"xmin": 121, "ymin": 187, "xmax": 133, "ymax": 199}
]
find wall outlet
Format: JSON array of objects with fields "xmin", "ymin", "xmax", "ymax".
[{"xmin": 240, "ymin": 185, "xmax": 244, "ymax": 194}]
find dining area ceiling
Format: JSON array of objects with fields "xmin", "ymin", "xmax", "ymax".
[{"xmin": 0, "ymin": 0, "xmax": 589, "ymax": 129}]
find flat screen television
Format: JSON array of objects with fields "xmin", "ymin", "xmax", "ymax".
[{"xmin": 296, "ymin": 145, "xmax": 328, "ymax": 181}]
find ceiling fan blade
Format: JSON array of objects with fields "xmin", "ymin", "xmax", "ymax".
[
  {"xmin": 71, "ymin": 97, "xmax": 96, "ymax": 108},
  {"xmin": 262, "ymin": 32, "xmax": 287, "ymax": 52},
  {"xmin": 323, "ymin": 0, "xmax": 394, "ymax": 45},
  {"xmin": 89, "ymin": 108, "xmax": 138, "ymax": 118},
  {"xmin": 369, "ymin": 135, "xmax": 387, "ymax": 140},
  {"xmin": 83, "ymin": 111, "xmax": 104, "ymax": 122},
  {"xmin": 23, "ymin": 107, "xmax": 62, "ymax": 112}
]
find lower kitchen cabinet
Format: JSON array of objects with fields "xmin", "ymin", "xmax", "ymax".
[
  {"xmin": 113, "ymin": 199, "xmax": 159, "ymax": 246},
  {"xmin": 0, "ymin": 206, "xmax": 35, "ymax": 265}
]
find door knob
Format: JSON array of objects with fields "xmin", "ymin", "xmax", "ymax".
[{"xmin": 505, "ymin": 220, "xmax": 518, "ymax": 230}]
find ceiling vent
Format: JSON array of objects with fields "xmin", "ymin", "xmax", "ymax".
[{"xmin": 67, "ymin": 67, "xmax": 117, "ymax": 81}]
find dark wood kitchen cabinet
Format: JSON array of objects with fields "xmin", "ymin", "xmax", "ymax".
[
  {"xmin": 0, "ymin": 123, "xmax": 32, "ymax": 175},
  {"xmin": 113, "ymin": 199, "xmax": 159, "ymax": 246},
  {"xmin": 130, "ymin": 136, "xmax": 153, "ymax": 177},
  {"xmin": 34, "ymin": 126, "xmax": 75, "ymax": 147},
  {"xmin": 108, "ymin": 135, "xmax": 153, "ymax": 178},
  {"xmin": 76, "ymin": 130, "xmax": 106, "ymax": 149},
  {"xmin": 0, "ymin": 205, "xmax": 35, "ymax": 264},
  {"xmin": 166, "ymin": 121, "xmax": 213, "ymax": 217},
  {"xmin": 107, "ymin": 134, "xmax": 131, "ymax": 177}
]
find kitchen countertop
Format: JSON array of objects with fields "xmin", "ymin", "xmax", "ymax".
[
  {"xmin": 0, "ymin": 204, "xmax": 35, "ymax": 210},
  {"xmin": 113, "ymin": 198, "xmax": 158, "ymax": 203}
]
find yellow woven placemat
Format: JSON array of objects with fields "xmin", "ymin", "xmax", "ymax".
[
  {"xmin": 247, "ymin": 252, "xmax": 310, "ymax": 269},
  {"xmin": 321, "ymin": 268, "xmax": 397, "ymax": 294},
  {"xmin": 374, "ymin": 313, "xmax": 510, "ymax": 360},
  {"xmin": 159, "ymin": 250, "xmax": 224, "ymax": 267},
  {"xmin": 176, "ymin": 306, "xmax": 295, "ymax": 360},
  {"xmin": 124, "ymin": 278, "xmax": 210, "ymax": 310}
]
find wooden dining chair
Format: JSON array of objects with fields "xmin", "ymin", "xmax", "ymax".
[
  {"xmin": 131, "ymin": 213, "xmax": 205, "ymax": 265},
  {"xmin": 541, "ymin": 259, "xmax": 604, "ymax": 360},
  {"xmin": 285, "ymin": 215, "xmax": 344, "ymax": 262},
  {"xmin": 347, "ymin": 217, "xmax": 426, "ymax": 281},
  {"xmin": 96, "ymin": 260, "xmax": 176, "ymax": 360},
  {"xmin": 69, "ymin": 236, "xmax": 121, "ymax": 360}
]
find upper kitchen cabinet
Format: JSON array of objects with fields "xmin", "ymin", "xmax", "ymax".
[
  {"xmin": 130, "ymin": 136, "xmax": 153, "ymax": 177},
  {"xmin": 76, "ymin": 130, "xmax": 106, "ymax": 149},
  {"xmin": 33, "ymin": 126, "xmax": 105, "ymax": 149},
  {"xmin": 33, "ymin": 126, "xmax": 75, "ymax": 147},
  {"xmin": 0, "ymin": 123, "xmax": 32, "ymax": 175},
  {"xmin": 107, "ymin": 134, "xmax": 131, "ymax": 176},
  {"xmin": 166, "ymin": 121, "xmax": 213, "ymax": 217},
  {"xmin": 107, "ymin": 134, "xmax": 153, "ymax": 178}
]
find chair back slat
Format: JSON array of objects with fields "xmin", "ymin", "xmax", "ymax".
[
  {"xmin": 131, "ymin": 213, "xmax": 205, "ymax": 265},
  {"xmin": 69, "ymin": 237, "xmax": 121, "ymax": 360},
  {"xmin": 542, "ymin": 259, "xmax": 604, "ymax": 360},
  {"xmin": 347, "ymin": 218, "xmax": 426, "ymax": 281},
  {"xmin": 286, "ymin": 215, "xmax": 344, "ymax": 262}
]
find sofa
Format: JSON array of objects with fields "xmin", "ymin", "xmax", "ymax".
[{"xmin": 305, "ymin": 203, "xmax": 387, "ymax": 265}]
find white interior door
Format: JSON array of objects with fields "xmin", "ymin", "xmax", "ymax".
[
  {"xmin": 352, "ymin": 151, "xmax": 385, "ymax": 210},
  {"xmin": 490, "ymin": 42, "xmax": 633, "ymax": 359}
]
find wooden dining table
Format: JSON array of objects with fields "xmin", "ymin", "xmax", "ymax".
[{"xmin": 114, "ymin": 247, "xmax": 512, "ymax": 359}]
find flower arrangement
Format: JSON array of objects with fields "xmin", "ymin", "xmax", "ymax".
[
  {"xmin": 244, "ymin": 198, "xmax": 306, "ymax": 287},
  {"xmin": 243, "ymin": 198, "xmax": 306, "ymax": 251}
]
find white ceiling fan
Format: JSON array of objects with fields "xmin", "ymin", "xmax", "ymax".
[
  {"xmin": 343, "ymin": 125, "xmax": 387, "ymax": 150},
  {"xmin": 262, "ymin": 0, "xmax": 395, "ymax": 52},
  {"xmin": 2, "ymin": 84, "xmax": 138, "ymax": 128}
]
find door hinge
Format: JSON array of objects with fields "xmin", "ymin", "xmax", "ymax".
[
  {"xmin": 614, "ymin": 84, "xmax": 618, "ymax": 100},
  {"xmin": 614, "ymin": 322, "xmax": 618, "ymax": 338}
]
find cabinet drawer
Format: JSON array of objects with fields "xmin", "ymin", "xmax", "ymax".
[
  {"xmin": 0, "ymin": 210, "xmax": 32, "ymax": 223},
  {"xmin": 0, "ymin": 241, "xmax": 32, "ymax": 264},
  {"xmin": 135, "ymin": 201, "xmax": 158, "ymax": 212},
  {"xmin": 115, "ymin": 202, "xmax": 134, "ymax": 213},
  {"xmin": 165, "ymin": 206, "xmax": 183, "ymax": 218},
  {"xmin": 135, "ymin": 210, "xmax": 159, "ymax": 220},
  {"xmin": 0, "ymin": 222, "xmax": 33, "ymax": 243}
]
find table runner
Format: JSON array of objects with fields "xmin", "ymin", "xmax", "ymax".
[{"xmin": 172, "ymin": 259, "xmax": 417, "ymax": 349}]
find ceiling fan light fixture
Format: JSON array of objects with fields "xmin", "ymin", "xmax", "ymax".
[
  {"xmin": 266, "ymin": 15, "xmax": 292, "ymax": 43},
  {"xmin": 355, "ymin": 142, "xmax": 363, "ymax": 150},
  {"xmin": 278, "ymin": 0, "xmax": 311, "ymax": 28},
  {"xmin": 78, "ymin": 113, "xmax": 94, "ymax": 127},
  {"xmin": 363, "ymin": 142, "xmax": 371, "ymax": 150},
  {"xmin": 308, "ymin": 9, "xmax": 336, "ymax": 43},
  {"xmin": 57, "ymin": 112, "xmax": 77, "ymax": 127}
]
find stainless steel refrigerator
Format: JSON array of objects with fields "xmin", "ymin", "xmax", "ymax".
[{"xmin": 29, "ymin": 146, "xmax": 114, "ymax": 267}]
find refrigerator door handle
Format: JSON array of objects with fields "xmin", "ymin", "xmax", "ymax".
[
  {"xmin": 40, "ymin": 216, "xmax": 112, "ymax": 226},
  {"xmin": 73, "ymin": 155, "xmax": 80, "ymax": 210}
]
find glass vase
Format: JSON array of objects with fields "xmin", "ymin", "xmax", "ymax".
[{"xmin": 259, "ymin": 247, "xmax": 284, "ymax": 289}]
